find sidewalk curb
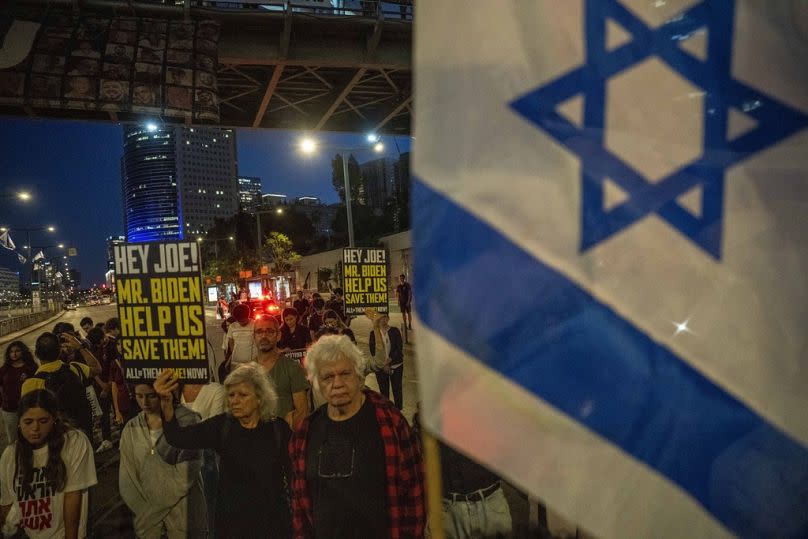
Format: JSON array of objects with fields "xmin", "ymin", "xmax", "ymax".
[{"xmin": 0, "ymin": 310, "xmax": 66, "ymax": 347}]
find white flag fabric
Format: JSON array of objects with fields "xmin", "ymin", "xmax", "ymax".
[
  {"xmin": 17, "ymin": 253, "xmax": 26, "ymax": 264},
  {"xmin": 55, "ymin": 271, "xmax": 62, "ymax": 279},
  {"xmin": 413, "ymin": 1, "xmax": 808, "ymax": 538},
  {"xmin": 32, "ymin": 250, "xmax": 44, "ymax": 262},
  {"xmin": 0, "ymin": 231, "xmax": 15, "ymax": 251}
]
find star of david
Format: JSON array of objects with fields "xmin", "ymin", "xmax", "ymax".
[{"xmin": 510, "ymin": 0, "xmax": 808, "ymax": 259}]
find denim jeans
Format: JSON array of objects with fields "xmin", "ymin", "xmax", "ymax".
[{"xmin": 442, "ymin": 485, "xmax": 513, "ymax": 539}]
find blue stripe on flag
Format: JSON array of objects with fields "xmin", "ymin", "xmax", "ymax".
[{"xmin": 413, "ymin": 177, "xmax": 808, "ymax": 538}]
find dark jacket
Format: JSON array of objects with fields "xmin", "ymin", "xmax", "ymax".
[{"xmin": 369, "ymin": 327, "xmax": 404, "ymax": 366}]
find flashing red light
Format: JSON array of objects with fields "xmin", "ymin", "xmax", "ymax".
[
  {"xmin": 268, "ymin": 304, "xmax": 279, "ymax": 312},
  {"xmin": 255, "ymin": 314, "xmax": 263, "ymax": 320}
]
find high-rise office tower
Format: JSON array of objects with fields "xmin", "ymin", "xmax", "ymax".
[
  {"xmin": 106, "ymin": 235, "xmax": 126, "ymax": 270},
  {"xmin": 360, "ymin": 156, "xmax": 398, "ymax": 211},
  {"xmin": 238, "ymin": 176, "xmax": 262, "ymax": 213},
  {"xmin": 177, "ymin": 127, "xmax": 239, "ymax": 237},
  {"xmin": 122, "ymin": 125, "xmax": 181, "ymax": 242},
  {"xmin": 122, "ymin": 124, "xmax": 238, "ymax": 242}
]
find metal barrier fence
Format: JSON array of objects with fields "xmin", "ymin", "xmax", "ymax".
[
  {"xmin": 0, "ymin": 302, "xmax": 53, "ymax": 318},
  {"xmin": 0, "ymin": 308, "xmax": 60, "ymax": 339}
]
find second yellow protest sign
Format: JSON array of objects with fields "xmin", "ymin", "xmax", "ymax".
[{"xmin": 342, "ymin": 247, "xmax": 389, "ymax": 315}]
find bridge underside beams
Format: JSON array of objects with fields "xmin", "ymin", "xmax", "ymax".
[{"xmin": 0, "ymin": 2, "xmax": 412, "ymax": 135}]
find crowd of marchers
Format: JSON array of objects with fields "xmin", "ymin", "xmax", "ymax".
[{"xmin": 0, "ymin": 276, "xmax": 516, "ymax": 539}]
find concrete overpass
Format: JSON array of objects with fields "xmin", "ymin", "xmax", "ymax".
[{"xmin": 1, "ymin": 1, "xmax": 412, "ymax": 134}]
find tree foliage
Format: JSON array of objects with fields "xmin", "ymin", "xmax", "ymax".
[{"xmin": 264, "ymin": 232, "xmax": 301, "ymax": 273}]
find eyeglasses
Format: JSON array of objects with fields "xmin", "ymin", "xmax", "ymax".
[{"xmin": 254, "ymin": 328, "xmax": 278, "ymax": 336}]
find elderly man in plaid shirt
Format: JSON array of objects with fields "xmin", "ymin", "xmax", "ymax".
[{"xmin": 289, "ymin": 333, "xmax": 425, "ymax": 538}]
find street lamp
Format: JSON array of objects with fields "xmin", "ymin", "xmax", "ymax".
[
  {"xmin": 297, "ymin": 136, "xmax": 385, "ymax": 247},
  {"xmin": 0, "ymin": 191, "xmax": 32, "ymax": 202},
  {"xmin": 299, "ymin": 137, "xmax": 317, "ymax": 155}
]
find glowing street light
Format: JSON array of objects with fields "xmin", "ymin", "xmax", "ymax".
[
  {"xmin": 296, "ymin": 135, "xmax": 388, "ymax": 247},
  {"xmin": 146, "ymin": 122, "xmax": 159, "ymax": 132},
  {"xmin": 57, "ymin": 243, "xmax": 64, "ymax": 249},
  {"xmin": 299, "ymin": 137, "xmax": 317, "ymax": 155},
  {"xmin": 47, "ymin": 226, "xmax": 55, "ymax": 232},
  {"xmin": 0, "ymin": 191, "xmax": 32, "ymax": 203},
  {"xmin": 276, "ymin": 208, "xmax": 284, "ymax": 215}
]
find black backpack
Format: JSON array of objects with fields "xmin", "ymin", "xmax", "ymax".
[{"xmin": 35, "ymin": 363, "xmax": 94, "ymax": 438}]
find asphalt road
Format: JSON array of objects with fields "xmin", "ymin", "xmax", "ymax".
[{"xmin": 8, "ymin": 304, "xmax": 119, "ymax": 351}]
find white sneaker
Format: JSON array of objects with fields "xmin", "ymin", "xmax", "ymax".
[{"xmin": 96, "ymin": 440, "xmax": 114, "ymax": 453}]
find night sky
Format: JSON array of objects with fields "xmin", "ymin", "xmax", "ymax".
[{"xmin": 0, "ymin": 117, "xmax": 410, "ymax": 286}]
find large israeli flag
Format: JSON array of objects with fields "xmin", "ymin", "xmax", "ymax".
[{"xmin": 413, "ymin": 1, "xmax": 808, "ymax": 537}]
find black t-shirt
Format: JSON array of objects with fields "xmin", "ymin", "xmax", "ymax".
[
  {"xmin": 396, "ymin": 282, "xmax": 411, "ymax": 305},
  {"xmin": 309, "ymin": 313, "xmax": 323, "ymax": 334},
  {"xmin": 325, "ymin": 298, "xmax": 346, "ymax": 321},
  {"xmin": 293, "ymin": 298, "xmax": 309, "ymax": 317},
  {"xmin": 279, "ymin": 324, "xmax": 312, "ymax": 350},
  {"xmin": 305, "ymin": 398, "xmax": 387, "ymax": 538},
  {"xmin": 440, "ymin": 442, "xmax": 501, "ymax": 495},
  {"xmin": 164, "ymin": 414, "xmax": 292, "ymax": 539}
]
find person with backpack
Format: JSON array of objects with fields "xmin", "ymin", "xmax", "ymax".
[
  {"xmin": 21, "ymin": 332, "xmax": 101, "ymax": 444},
  {"xmin": 102, "ymin": 318, "xmax": 135, "ymax": 426},
  {"xmin": 86, "ymin": 327, "xmax": 114, "ymax": 453}
]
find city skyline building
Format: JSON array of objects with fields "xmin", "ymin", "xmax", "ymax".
[
  {"xmin": 262, "ymin": 193, "xmax": 288, "ymax": 206},
  {"xmin": 238, "ymin": 176, "xmax": 263, "ymax": 213},
  {"xmin": 68, "ymin": 268, "xmax": 81, "ymax": 288},
  {"xmin": 122, "ymin": 125, "xmax": 181, "ymax": 242},
  {"xmin": 292, "ymin": 201, "xmax": 338, "ymax": 238},
  {"xmin": 360, "ymin": 156, "xmax": 398, "ymax": 211},
  {"xmin": 295, "ymin": 196, "xmax": 321, "ymax": 206},
  {"xmin": 122, "ymin": 125, "xmax": 239, "ymax": 243},
  {"xmin": 0, "ymin": 267, "xmax": 20, "ymax": 294},
  {"xmin": 177, "ymin": 127, "xmax": 239, "ymax": 237},
  {"xmin": 106, "ymin": 235, "xmax": 126, "ymax": 275}
]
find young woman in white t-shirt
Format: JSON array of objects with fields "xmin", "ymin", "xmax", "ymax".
[{"xmin": 0, "ymin": 389, "xmax": 97, "ymax": 539}]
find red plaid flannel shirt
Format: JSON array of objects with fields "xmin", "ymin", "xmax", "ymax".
[{"xmin": 289, "ymin": 390, "xmax": 426, "ymax": 538}]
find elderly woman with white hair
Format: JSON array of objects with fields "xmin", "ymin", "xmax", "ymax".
[
  {"xmin": 289, "ymin": 334, "xmax": 426, "ymax": 538},
  {"xmin": 154, "ymin": 364, "xmax": 292, "ymax": 539}
]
